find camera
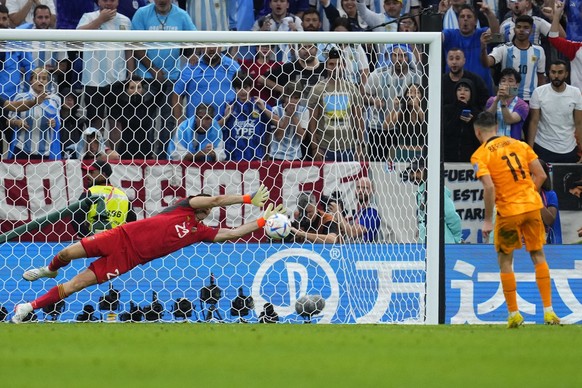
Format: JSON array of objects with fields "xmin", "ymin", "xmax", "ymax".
[
  {"xmin": 320, "ymin": 190, "xmax": 344, "ymax": 214},
  {"xmin": 508, "ymin": 86, "xmax": 518, "ymax": 96},
  {"xmin": 461, "ymin": 109, "xmax": 472, "ymax": 118}
]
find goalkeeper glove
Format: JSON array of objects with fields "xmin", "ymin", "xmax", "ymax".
[
  {"xmin": 257, "ymin": 203, "xmax": 285, "ymax": 228},
  {"xmin": 244, "ymin": 184, "xmax": 269, "ymax": 207}
]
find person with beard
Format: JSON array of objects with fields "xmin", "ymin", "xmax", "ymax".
[
  {"xmin": 287, "ymin": 192, "xmax": 342, "ymax": 243},
  {"xmin": 442, "ymin": 4, "xmax": 499, "ymax": 93},
  {"xmin": 442, "ymin": 47, "xmax": 489, "ymax": 108},
  {"xmin": 442, "ymin": 78, "xmax": 482, "ymax": 162},
  {"xmin": 407, "ymin": 159, "xmax": 462, "ymax": 243},
  {"xmin": 110, "ymin": 77, "xmax": 154, "ymax": 160},
  {"xmin": 221, "ymin": 76, "xmax": 273, "ymax": 161},
  {"xmin": 168, "ymin": 103, "xmax": 226, "ymax": 162},
  {"xmin": 72, "ymin": 160, "xmax": 134, "ymax": 238},
  {"xmin": 329, "ymin": 177, "xmax": 382, "ymax": 242},
  {"xmin": 528, "ymin": 60, "xmax": 582, "ymax": 163}
]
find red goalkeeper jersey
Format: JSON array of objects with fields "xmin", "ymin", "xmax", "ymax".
[{"xmin": 120, "ymin": 197, "xmax": 219, "ymax": 263}]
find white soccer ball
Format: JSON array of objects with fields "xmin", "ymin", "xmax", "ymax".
[{"xmin": 264, "ymin": 213, "xmax": 291, "ymax": 240}]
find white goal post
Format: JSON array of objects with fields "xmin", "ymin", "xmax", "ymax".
[{"xmin": 0, "ymin": 29, "xmax": 442, "ymax": 324}]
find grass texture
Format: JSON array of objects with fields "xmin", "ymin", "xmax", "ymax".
[{"xmin": 1, "ymin": 323, "xmax": 581, "ymax": 388}]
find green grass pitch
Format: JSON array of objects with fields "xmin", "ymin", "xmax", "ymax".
[{"xmin": 1, "ymin": 323, "xmax": 581, "ymax": 388}]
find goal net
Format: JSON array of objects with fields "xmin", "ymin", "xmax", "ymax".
[{"xmin": 0, "ymin": 29, "xmax": 442, "ymax": 324}]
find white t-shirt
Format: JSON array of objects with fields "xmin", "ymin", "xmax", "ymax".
[
  {"xmin": 530, "ymin": 83, "xmax": 582, "ymax": 153},
  {"xmin": 7, "ymin": 0, "xmax": 56, "ymax": 25},
  {"xmin": 77, "ymin": 11, "xmax": 132, "ymax": 86}
]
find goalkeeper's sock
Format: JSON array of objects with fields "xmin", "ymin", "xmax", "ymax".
[
  {"xmin": 31, "ymin": 284, "xmax": 68, "ymax": 310},
  {"xmin": 48, "ymin": 254, "xmax": 70, "ymax": 272},
  {"xmin": 500, "ymin": 272, "xmax": 518, "ymax": 313},
  {"xmin": 535, "ymin": 261, "xmax": 552, "ymax": 308}
]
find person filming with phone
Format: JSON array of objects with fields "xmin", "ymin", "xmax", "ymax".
[{"xmin": 484, "ymin": 67, "xmax": 530, "ymax": 140}]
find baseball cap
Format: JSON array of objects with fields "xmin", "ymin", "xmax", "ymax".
[{"xmin": 82, "ymin": 160, "xmax": 112, "ymax": 178}]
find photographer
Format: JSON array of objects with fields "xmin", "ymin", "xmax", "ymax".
[
  {"xmin": 327, "ymin": 178, "xmax": 381, "ymax": 243},
  {"xmin": 288, "ymin": 192, "xmax": 342, "ymax": 244}
]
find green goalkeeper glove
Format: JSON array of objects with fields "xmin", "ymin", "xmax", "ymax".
[
  {"xmin": 257, "ymin": 203, "xmax": 286, "ymax": 228},
  {"xmin": 244, "ymin": 184, "xmax": 269, "ymax": 207}
]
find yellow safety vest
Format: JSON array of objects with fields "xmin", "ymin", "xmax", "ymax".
[{"xmin": 86, "ymin": 186, "xmax": 130, "ymax": 234}]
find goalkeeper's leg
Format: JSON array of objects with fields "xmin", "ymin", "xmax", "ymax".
[
  {"xmin": 22, "ymin": 242, "xmax": 87, "ymax": 281},
  {"xmin": 13, "ymin": 268, "xmax": 98, "ymax": 324}
]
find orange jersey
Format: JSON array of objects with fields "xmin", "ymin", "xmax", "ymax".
[{"xmin": 471, "ymin": 136, "xmax": 543, "ymax": 217}]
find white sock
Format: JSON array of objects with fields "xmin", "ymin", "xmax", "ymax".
[{"xmin": 543, "ymin": 306, "xmax": 554, "ymax": 314}]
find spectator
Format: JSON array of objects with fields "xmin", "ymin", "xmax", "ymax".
[
  {"xmin": 357, "ymin": 0, "xmax": 403, "ymax": 33},
  {"xmin": 0, "ymin": 5, "xmax": 33, "ymax": 101},
  {"xmin": 442, "ymin": 4, "xmax": 500, "ymax": 93},
  {"xmin": 0, "ymin": 91, "xmax": 49, "ymax": 156},
  {"xmin": 60, "ymin": 91, "xmax": 88, "ymax": 157},
  {"xmin": 8, "ymin": 67, "xmax": 61, "ymax": 160},
  {"xmin": 308, "ymin": 48, "xmax": 365, "ymax": 162},
  {"xmin": 365, "ymin": 45, "xmax": 421, "ymax": 161},
  {"xmin": 301, "ymin": 6, "xmax": 321, "ymax": 31},
  {"xmin": 381, "ymin": 13, "xmax": 422, "ymax": 69},
  {"xmin": 288, "ymin": 192, "xmax": 342, "ymax": 243},
  {"xmin": 331, "ymin": 177, "xmax": 382, "ymax": 242},
  {"xmin": 442, "ymin": 78, "xmax": 482, "ymax": 162},
  {"xmin": 263, "ymin": 42, "xmax": 325, "ymax": 103},
  {"xmin": 481, "ymin": 14, "xmax": 546, "ymax": 103},
  {"xmin": 252, "ymin": 0, "xmax": 303, "ymax": 62},
  {"xmin": 185, "ymin": 0, "xmax": 235, "ymax": 31},
  {"xmin": 110, "ymin": 77, "xmax": 154, "ymax": 160},
  {"xmin": 173, "ymin": 45, "xmax": 240, "ymax": 126},
  {"xmin": 239, "ymin": 44, "xmax": 282, "ymax": 107},
  {"xmin": 326, "ymin": 17, "xmax": 370, "ymax": 87},
  {"xmin": 528, "ymin": 60, "xmax": 582, "ymax": 163},
  {"xmin": 499, "ymin": 0, "xmax": 565, "ymax": 45},
  {"xmin": 131, "ymin": 0, "xmax": 197, "ymax": 159},
  {"xmin": 256, "ymin": 0, "xmax": 310, "ymax": 18},
  {"xmin": 442, "ymin": 47, "xmax": 489, "ymax": 108},
  {"xmin": 221, "ymin": 76, "xmax": 272, "ymax": 161},
  {"xmin": 73, "ymin": 126, "xmax": 120, "ymax": 162},
  {"xmin": 77, "ymin": 0, "xmax": 133, "ymax": 152},
  {"xmin": 72, "ymin": 160, "xmax": 135, "ymax": 237},
  {"xmin": 268, "ymin": 81, "xmax": 309, "ymax": 161},
  {"xmin": 168, "ymin": 103, "xmax": 226, "ymax": 162},
  {"xmin": 484, "ymin": 67, "xmax": 529, "ymax": 140},
  {"xmin": 548, "ymin": 1, "xmax": 582, "ymax": 91},
  {"xmin": 384, "ymin": 83, "xmax": 426, "ymax": 161},
  {"xmin": 538, "ymin": 159, "xmax": 562, "ymax": 244},
  {"xmin": 320, "ymin": 0, "xmax": 367, "ymax": 32},
  {"xmin": 407, "ymin": 158, "xmax": 462, "ymax": 243},
  {"xmin": 7, "ymin": 0, "xmax": 56, "ymax": 27}
]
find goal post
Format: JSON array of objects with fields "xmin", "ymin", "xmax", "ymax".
[{"xmin": 0, "ymin": 29, "xmax": 442, "ymax": 324}]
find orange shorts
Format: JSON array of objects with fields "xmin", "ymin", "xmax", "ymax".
[{"xmin": 494, "ymin": 210, "xmax": 545, "ymax": 254}]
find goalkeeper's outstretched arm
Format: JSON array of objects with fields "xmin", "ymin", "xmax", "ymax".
[
  {"xmin": 188, "ymin": 184, "xmax": 270, "ymax": 209},
  {"xmin": 213, "ymin": 204, "xmax": 285, "ymax": 242}
]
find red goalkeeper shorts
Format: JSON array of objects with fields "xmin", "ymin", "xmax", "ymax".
[{"xmin": 81, "ymin": 228, "xmax": 138, "ymax": 284}]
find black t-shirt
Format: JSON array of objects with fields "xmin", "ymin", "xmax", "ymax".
[{"xmin": 266, "ymin": 61, "xmax": 325, "ymax": 98}]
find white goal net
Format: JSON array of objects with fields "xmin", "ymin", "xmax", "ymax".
[{"xmin": 0, "ymin": 30, "xmax": 441, "ymax": 324}]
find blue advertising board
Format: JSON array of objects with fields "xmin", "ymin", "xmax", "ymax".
[
  {"xmin": 445, "ymin": 244, "xmax": 582, "ymax": 324},
  {"xmin": 0, "ymin": 243, "xmax": 426, "ymax": 323}
]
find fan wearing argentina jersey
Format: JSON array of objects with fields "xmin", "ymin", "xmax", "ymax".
[
  {"xmin": 499, "ymin": 0, "xmax": 566, "ymax": 46},
  {"xmin": 13, "ymin": 185, "xmax": 285, "ymax": 324},
  {"xmin": 221, "ymin": 76, "xmax": 273, "ymax": 161},
  {"xmin": 481, "ymin": 14, "xmax": 546, "ymax": 103},
  {"xmin": 8, "ymin": 67, "xmax": 61, "ymax": 160}
]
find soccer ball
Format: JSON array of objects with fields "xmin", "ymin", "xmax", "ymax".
[
  {"xmin": 295, "ymin": 294, "xmax": 326, "ymax": 318},
  {"xmin": 264, "ymin": 213, "xmax": 291, "ymax": 240}
]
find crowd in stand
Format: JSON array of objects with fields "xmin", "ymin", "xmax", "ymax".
[{"xmin": 0, "ymin": 0, "xmax": 581, "ymax": 166}]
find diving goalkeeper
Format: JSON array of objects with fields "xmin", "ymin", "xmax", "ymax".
[{"xmin": 12, "ymin": 184, "xmax": 283, "ymax": 323}]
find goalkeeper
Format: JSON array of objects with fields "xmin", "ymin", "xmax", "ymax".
[{"xmin": 12, "ymin": 185, "xmax": 283, "ymax": 323}]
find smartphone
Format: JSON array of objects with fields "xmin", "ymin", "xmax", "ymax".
[
  {"xmin": 489, "ymin": 33, "xmax": 505, "ymax": 44},
  {"xmin": 508, "ymin": 86, "xmax": 518, "ymax": 96},
  {"xmin": 461, "ymin": 109, "xmax": 471, "ymax": 118}
]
